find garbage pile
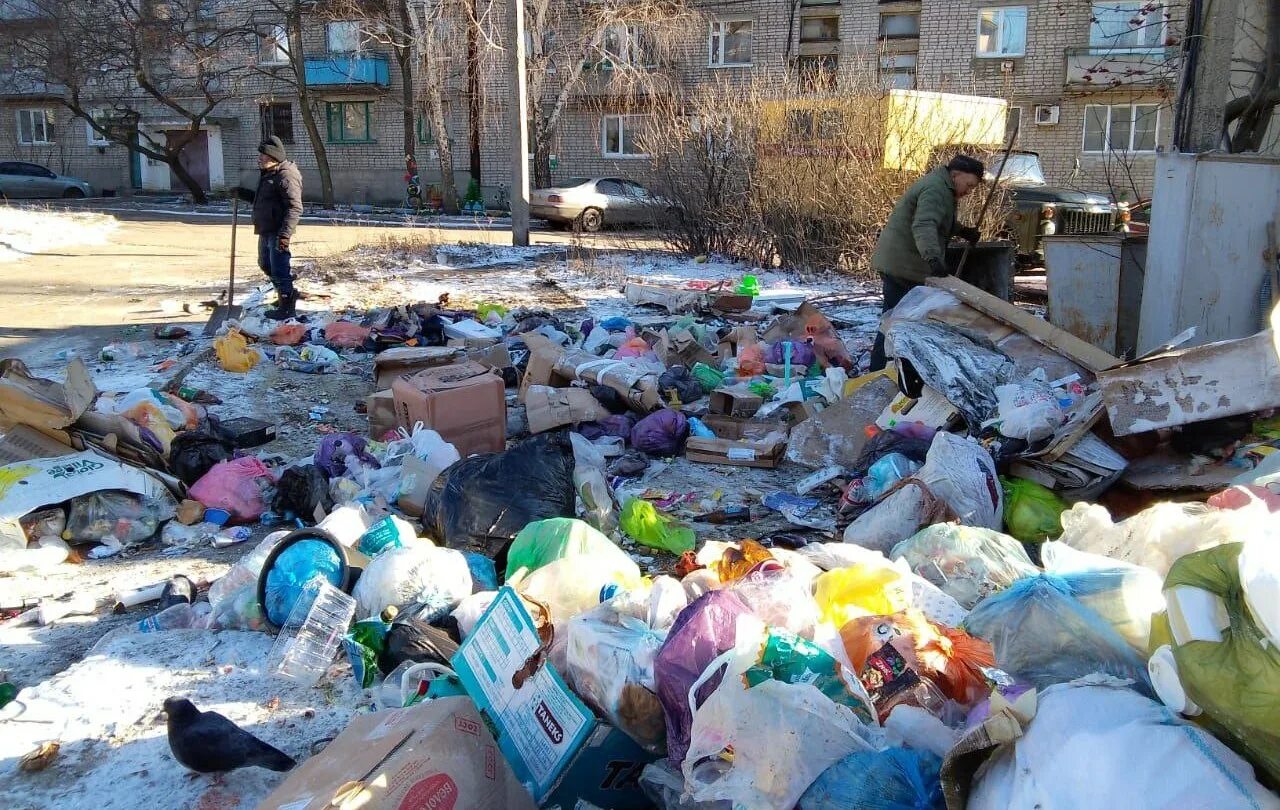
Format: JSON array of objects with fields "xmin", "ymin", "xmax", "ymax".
[{"xmin": 4, "ymin": 271, "xmax": 1280, "ymax": 809}]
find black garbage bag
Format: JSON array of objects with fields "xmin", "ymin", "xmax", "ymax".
[
  {"xmin": 849, "ymin": 429, "xmax": 933, "ymax": 479},
  {"xmin": 378, "ymin": 617, "xmax": 461, "ymax": 674},
  {"xmin": 421, "ymin": 431, "xmax": 576, "ymax": 562},
  {"xmin": 589, "ymin": 384, "xmax": 630, "ymax": 415},
  {"xmin": 658, "ymin": 365, "xmax": 704, "ymax": 405},
  {"xmin": 273, "ymin": 464, "xmax": 333, "ymax": 522},
  {"xmin": 169, "ymin": 430, "xmax": 234, "ymax": 486}
]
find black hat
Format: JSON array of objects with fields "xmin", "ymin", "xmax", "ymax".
[
  {"xmin": 947, "ymin": 154, "xmax": 986, "ymax": 179},
  {"xmin": 258, "ymin": 135, "xmax": 287, "ymax": 163}
]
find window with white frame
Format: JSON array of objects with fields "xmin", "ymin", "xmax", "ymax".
[
  {"xmin": 16, "ymin": 108, "xmax": 53, "ymax": 144},
  {"xmin": 709, "ymin": 20, "xmax": 752, "ymax": 66},
  {"xmin": 602, "ymin": 24, "xmax": 653, "ymax": 66},
  {"xmin": 977, "ymin": 6, "xmax": 1027, "ymax": 57},
  {"xmin": 602, "ymin": 114, "xmax": 649, "ymax": 157},
  {"xmin": 259, "ymin": 24, "xmax": 289, "ymax": 64},
  {"xmin": 86, "ymin": 109, "xmax": 110, "ymax": 145},
  {"xmin": 1083, "ymin": 103, "xmax": 1160, "ymax": 152},
  {"xmin": 327, "ymin": 20, "xmax": 365, "ymax": 53},
  {"xmin": 1090, "ymin": 2, "xmax": 1165, "ymax": 52},
  {"xmin": 879, "ymin": 13, "xmax": 919, "ymax": 39}
]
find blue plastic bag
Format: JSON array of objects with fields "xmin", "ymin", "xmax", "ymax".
[
  {"xmin": 962, "ymin": 574, "xmax": 1153, "ymax": 696},
  {"xmin": 463, "ymin": 551, "xmax": 498, "ymax": 591},
  {"xmin": 262, "ymin": 539, "xmax": 344, "ymax": 627},
  {"xmin": 799, "ymin": 747, "xmax": 944, "ymax": 810}
]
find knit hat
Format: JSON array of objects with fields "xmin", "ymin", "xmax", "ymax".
[
  {"xmin": 258, "ymin": 136, "xmax": 287, "ymax": 163},
  {"xmin": 947, "ymin": 154, "xmax": 986, "ymax": 179}
]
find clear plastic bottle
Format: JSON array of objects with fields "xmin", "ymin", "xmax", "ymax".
[{"xmin": 137, "ymin": 602, "xmax": 210, "ymax": 632}]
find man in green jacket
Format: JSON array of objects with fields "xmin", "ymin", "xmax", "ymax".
[{"xmin": 868, "ymin": 155, "xmax": 985, "ymax": 370}]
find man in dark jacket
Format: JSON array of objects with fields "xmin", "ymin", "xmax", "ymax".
[
  {"xmin": 867, "ymin": 155, "xmax": 985, "ymax": 370},
  {"xmin": 236, "ymin": 136, "xmax": 304, "ymax": 320}
]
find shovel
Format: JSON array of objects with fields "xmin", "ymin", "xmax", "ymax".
[{"xmin": 204, "ymin": 195, "xmax": 244, "ymax": 335}]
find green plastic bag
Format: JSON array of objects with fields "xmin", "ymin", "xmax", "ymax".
[
  {"xmin": 691, "ymin": 362, "xmax": 726, "ymax": 393},
  {"xmin": 1001, "ymin": 475, "xmax": 1068, "ymax": 543},
  {"xmin": 620, "ymin": 498, "xmax": 696, "ymax": 555},
  {"xmin": 1153, "ymin": 542, "xmax": 1280, "ymax": 786},
  {"xmin": 504, "ymin": 517, "xmax": 633, "ymax": 581},
  {"xmin": 743, "ymin": 627, "xmax": 876, "ymax": 724}
]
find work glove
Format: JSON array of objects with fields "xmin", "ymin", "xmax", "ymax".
[
  {"xmin": 956, "ymin": 225, "xmax": 981, "ymax": 245},
  {"xmin": 927, "ymin": 257, "xmax": 951, "ymax": 278},
  {"xmin": 277, "ymin": 235, "xmax": 290, "ymax": 252}
]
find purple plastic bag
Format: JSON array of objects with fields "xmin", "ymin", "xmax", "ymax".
[
  {"xmin": 654, "ymin": 589, "xmax": 753, "ymax": 765},
  {"xmin": 766, "ymin": 339, "xmax": 817, "ymax": 368},
  {"xmin": 578, "ymin": 413, "xmax": 637, "ymax": 441},
  {"xmin": 630, "ymin": 409, "xmax": 689, "ymax": 456},
  {"xmin": 315, "ymin": 433, "xmax": 380, "ymax": 477}
]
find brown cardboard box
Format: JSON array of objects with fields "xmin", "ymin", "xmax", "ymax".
[
  {"xmin": 686, "ymin": 416, "xmax": 788, "ymax": 469},
  {"xmin": 709, "ymin": 388, "xmax": 763, "ymax": 418},
  {"xmin": 786, "ymin": 375, "xmax": 899, "ymax": 469},
  {"xmin": 524, "ymin": 385, "xmax": 610, "ymax": 434},
  {"xmin": 392, "ymin": 361, "xmax": 507, "ymax": 457},
  {"xmin": 373, "ymin": 346, "xmax": 462, "ymax": 390},
  {"xmin": 520, "ymin": 333, "xmax": 662, "ymax": 411},
  {"xmin": 258, "ymin": 697, "xmax": 536, "ymax": 810},
  {"xmin": 366, "ymin": 389, "xmax": 397, "ymax": 440}
]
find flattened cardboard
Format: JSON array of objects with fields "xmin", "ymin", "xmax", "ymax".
[
  {"xmin": 0, "ymin": 425, "xmax": 75, "ymax": 465},
  {"xmin": 520, "ymin": 333, "xmax": 662, "ymax": 412},
  {"xmin": 623, "ymin": 282, "xmax": 707, "ymax": 314},
  {"xmin": 686, "ymin": 418, "xmax": 788, "ymax": 469},
  {"xmin": 786, "ymin": 376, "xmax": 898, "ymax": 469},
  {"xmin": 366, "ymin": 389, "xmax": 397, "ymax": 440},
  {"xmin": 258, "ymin": 697, "xmax": 536, "ymax": 810},
  {"xmin": 541, "ymin": 724, "xmax": 661, "ymax": 810},
  {"xmin": 0, "ymin": 357, "xmax": 96, "ymax": 432},
  {"xmin": 524, "ymin": 385, "xmax": 610, "ymax": 434}
]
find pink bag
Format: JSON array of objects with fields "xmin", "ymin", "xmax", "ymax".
[
  {"xmin": 325, "ymin": 321, "xmax": 371, "ymax": 348},
  {"xmin": 188, "ymin": 457, "xmax": 274, "ymax": 521}
]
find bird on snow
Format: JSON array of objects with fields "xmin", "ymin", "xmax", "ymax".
[{"xmin": 164, "ymin": 697, "xmax": 296, "ymax": 775}]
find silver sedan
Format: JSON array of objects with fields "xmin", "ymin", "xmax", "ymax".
[
  {"xmin": 0, "ymin": 161, "xmax": 94, "ymax": 199},
  {"xmin": 530, "ymin": 177, "xmax": 665, "ymax": 232}
]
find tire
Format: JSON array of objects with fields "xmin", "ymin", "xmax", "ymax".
[
  {"xmin": 62, "ymin": 187, "xmax": 86, "ymax": 199},
  {"xmin": 577, "ymin": 207, "xmax": 604, "ymax": 233}
]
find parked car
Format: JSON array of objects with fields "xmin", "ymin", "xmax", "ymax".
[
  {"xmin": 0, "ymin": 161, "xmax": 94, "ymax": 199},
  {"xmin": 530, "ymin": 178, "xmax": 665, "ymax": 231},
  {"xmin": 986, "ymin": 151, "xmax": 1120, "ymax": 263}
]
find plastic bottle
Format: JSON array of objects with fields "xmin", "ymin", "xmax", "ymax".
[
  {"xmin": 137, "ymin": 602, "xmax": 210, "ymax": 632},
  {"xmin": 159, "ymin": 575, "xmax": 196, "ymax": 609}
]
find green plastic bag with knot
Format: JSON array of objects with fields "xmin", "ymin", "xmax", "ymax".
[
  {"xmin": 620, "ymin": 498, "xmax": 696, "ymax": 555},
  {"xmin": 1001, "ymin": 475, "xmax": 1068, "ymax": 543}
]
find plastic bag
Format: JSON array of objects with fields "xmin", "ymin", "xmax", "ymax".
[
  {"xmin": 814, "ymin": 562, "xmax": 912, "ymax": 628},
  {"xmin": 276, "ymin": 344, "xmax": 341, "ymax": 374},
  {"xmin": 569, "ymin": 432, "xmax": 617, "ymax": 533},
  {"xmin": 1001, "ymin": 476, "xmax": 1067, "ymax": 543},
  {"xmin": 654, "ymin": 589, "xmax": 754, "ymax": 765},
  {"xmin": 798, "ymin": 543, "xmax": 970, "ymax": 628},
  {"xmin": 839, "ymin": 610, "xmax": 996, "ymax": 706},
  {"xmin": 565, "ymin": 611, "xmax": 669, "ymax": 752},
  {"xmin": 269, "ymin": 322, "xmax": 306, "ymax": 345},
  {"xmin": 214, "ymin": 328, "xmax": 260, "ymax": 373},
  {"xmin": 206, "ymin": 532, "xmax": 289, "ymax": 631},
  {"xmin": 766, "ymin": 339, "xmax": 817, "ymax": 368},
  {"xmin": 744, "ymin": 625, "xmax": 876, "ymax": 721},
  {"xmin": 315, "ymin": 433, "xmax": 380, "ymax": 478},
  {"xmin": 325, "ymin": 320, "xmax": 371, "ymax": 348},
  {"xmin": 691, "ymin": 362, "xmax": 725, "ymax": 393},
  {"xmin": 963, "ymin": 575, "xmax": 1153, "ymax": 695},
  {"xmin": 728, "ymin": 568, "xmax": 821, "ymax": 638},
  {"xmin": 352, "ymin": 544, "xmax": 472, "ymax": 622},
  {"xmin": 1058, "ymin": 498, "xmax": 1280, "ymax": 577},
  {"xmin": 189, "ymin": 456, "xmax": 274, "ymax": 522},
  {"xmin": 380, "ymin": 616, "xmax": 460, "ymax": 673},
  {"xmin": 700, "ymin": 538, "xmax": 775, "ymax": 583},
  {"xmin": 1041, "ymin": 541, "xmax": 1164, "ymax": 652},
  {"xmin": 891, "ymin": 524, "xmax": 1037, "ymax": 610},
  {"xmin": 169, "ymin": 430, "xmax": 234, "ymax": 486},
  {"xmin": 968, "ymin": 677, "xmax": 1280, "ymax": 810},
  {"xmin": 630, "ymin": 409, "xmax": 689, "ymax": 456},
  {"xmin": 505, "ymin": 516, "xmax": 631, "ymax": 580},
  {"xmin": 510, "ymin": 552, "xmax": 642, "ymax": 626},
  {"xmin": 273, "ymin": 463, "xmax": 333, "ymax": 521},
  {"xmin": 123, "ymin": 401, "xmax": 176, "ymax": 453},
  {"xmin": 621, "ymin": 497, "xmax": 696, "ymax": 555},
  {"xmin": 992, "ymin": 382, "xmax": 1064, "ymax": 442},
  {"xmin": 421, "ymin": 432, "xmax": 576, "ymax": 558},
  {"xmin": 799, "ymin": 747, "xmax": 944, "ymax": 810},
  {"xmin": 736, "ymin": 344, "xmax": 766, "ymax": 377},
  {"xmin": 658, "ymin": 366, "xmax": 704, "ymax": 405},
  {"xmin": 20, "ymin": 507, "xmax": 66, "ymax": 541},
  {"xmin": 577, "ymin": 413, "xmax": 637, "ymax": 441},
  {"xmin": 65, "ymin": 491, "xmax": 169, "ymax": 546}
]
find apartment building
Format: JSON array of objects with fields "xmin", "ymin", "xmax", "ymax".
[{"xmin": 0, "ymin": 0, "xmax": 1182, "ymax": 205}]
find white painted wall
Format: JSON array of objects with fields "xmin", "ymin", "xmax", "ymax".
[{"xmin": 1139, "ymin": 152, "xmax": 1280, "ymax": 353}]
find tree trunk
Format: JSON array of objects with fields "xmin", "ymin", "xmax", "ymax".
[
  {"xmin": 427, "ymin": 90, "xmax": 459, "ymax": 214},
  {"xmin": 289, "ymin": 12, "xmax": 334, "ymax": 208},
  {"xmin": 532, "ymin": 111, "xmax": 552, "ymax": 188},
  {"xmin": 397, "ymin": 0, "xmax": 416, "ymax": 165},
  {"xmin": 466, "ymin": 0, "xmax": 482, "ymax": 183}
]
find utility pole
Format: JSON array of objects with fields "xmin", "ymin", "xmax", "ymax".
[
  {"xmin": 1178, "ymin": 0, "xmax": 1242, "ymax": 151},
  {"xmin": 508, "ymin": 0, "xmax": 531, "ymax": 246}
]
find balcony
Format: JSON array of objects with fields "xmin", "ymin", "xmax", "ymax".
[
  {"xmin": 1064, "ymin": 47, "xmax": 1179, "ymax": 89},
  {"xmin": 303, "ymin": 54, "xmax": 390, "ymax": 89}
]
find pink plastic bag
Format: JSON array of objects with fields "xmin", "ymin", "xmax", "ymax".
[
  {"xmin": 189, "ymin": 457, "xmax": 274, "ymax": 521},
  {"xmin": 737, "ymin": 344, "xmax": 766, "ymax": 377},
  {"xmin": 326, "ymin": 321, "xmax": 371, "ymax": 348}
]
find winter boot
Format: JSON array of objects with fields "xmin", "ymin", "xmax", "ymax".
[{"xmin": 265, "ymin": 292, "xmax": 297, "ymax": 321}]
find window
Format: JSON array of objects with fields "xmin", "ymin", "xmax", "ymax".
[
  {"xmin": 602, "ymin": 24, "xmax": 653, "ymax": 66},
  {"xmin": 259, "ymin": 24, "xmax": 289, "ymax": 65},
  {"xmin": 1090, "ymin": 2, "xmax": 1165, "ymax": 52},
  {"xmin": 879, "ymin": 53, "xmax": 917, "ymax": 89},
  {"xmin": 709, "ymin": 20, "xmax": 752, "ymax": 66},
  {"xmin": 800, "ymin": 16, "xmax": 839, "ymax": 43},
  {"xmin": 86, "ymin": 109, "xmax": 110, "ymax": 146},
  {"xmin": 326, "ymin": 101, "xmax": 373, "ymax": 143},
  {"xmin": 786, "ymin": 108, "xmax": 844, "ymax": 139},
  {"xmin": 1006, "ymin": 106, "xmax": 1023, "ymax": 141},
  {"xmin": 595, "ymin": 179, "xmax": 625, "ymax": 195},
  {"xmin": 977, "ymin": 6, "xmax": 1027, "ymax": 57},
  {"xmin": 1083, "ymin": 103, "xmax": 1160, "ymax": 152},
  {"xmin": 879, "ymin": 13, "xmax": 919, "ymax": 39},
  {"xmin": 602, "ymin": 114, "xmax": 648, "ymax": 157},
  {"xmin": 416, "ymin": 114, "xmax": 435, "ymax": 145},
  {"xmin": 259, "ymin": 102, "xmax": 294, "ymax": 145},
  {"xmin": 327, "ymin": 20, "xmax": 365, "ymax": 53},
  {"xmin": 797, "ymin": 54, "xmax": 838, "ymax": 90},
  {"xmin": 16, "ymin": 108, "xmax": 53, "ymax": 145}
]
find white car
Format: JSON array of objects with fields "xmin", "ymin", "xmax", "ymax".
[{"xmin": 529, "ymin": 177, "xmax": 666, "ymax": 231}]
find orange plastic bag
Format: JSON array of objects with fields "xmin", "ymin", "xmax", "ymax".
[
  {"xmin": 840, "ymin": 609, "xmax": 994, "ymax": 706},
  {"xmin": 326, "ymin": 320, "xmax": 371, "ymax": 348},
  {"xmin": 709, "ymin": 538, "xmax": 775, "ymax": 583},
  {"xmin": 737, "ymin": 344, "xmax": 766, "ymax": 377},
  {"xmin": 269, "ymin": 323, "xmax": 306, "ymax": 346}
]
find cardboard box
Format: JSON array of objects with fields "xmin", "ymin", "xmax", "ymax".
[
  {"xmin": 372, "ymin": 346, "xmax": 463, "ymax": 390},
  {"xmin": 541, "ymin": 724, "xmax": 661, "ymax": 810},
  {"xmin": 258, "ymin": 697, "xmax": 536, "ymax": 810},
  {"xmin": 392, "ymin": 362, "xmax": 507, "ymax": 457},
  {"xmin": 520, "ymin": 333, "xmax": 662, "ymax": 412},
  {"xmin": 686, "ymin": 417, "xmax": 787, "ymax": 469},
  {"xmin": 524, "ymin": 385, "xmax": 610, "ymax": 434},
  {"xmin": 875, "ymin": 386, "xmax": 960, "ymax": 431},
  {"xmin": 366, "ymin": 389, "xmax": 397, "ymax": 440},
  {"xmin": 709, "ymin": 388, "xmax": 763, "ymax": 418}
]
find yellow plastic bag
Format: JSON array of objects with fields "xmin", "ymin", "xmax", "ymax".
[
  {"xmin": 814, "ymin": 562, "xmax": 911, "ymax": 627},
  {"xmin": 123, "ymin": 401, "xmax": 176, "ymax": 453},
  {"xmin": 215, "ymin": 329, "xmax": 260, "ymax": 373}
]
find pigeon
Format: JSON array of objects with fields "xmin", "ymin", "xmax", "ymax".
[{"xmin": 164, "ymin": 697, "xmax": 296, "ymax": 774}]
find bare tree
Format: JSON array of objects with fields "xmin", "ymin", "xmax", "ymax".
[{"xmin": 1223, "ymin": 0, "xmax": 1280, "ymax": 151}]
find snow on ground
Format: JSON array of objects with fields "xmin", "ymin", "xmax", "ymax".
[{"xmin": 0, "ymin": 207, "xmax": 118, "ymax": 263}]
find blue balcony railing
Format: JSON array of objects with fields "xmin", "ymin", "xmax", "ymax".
[{"xmin": 303, "ymin": 54, "xmax": 390, "ymax": 88}]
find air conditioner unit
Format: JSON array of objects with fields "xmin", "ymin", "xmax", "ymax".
[{"xmin": 1035, "ymin": 105, "xmax": 1060, "ymax": 126}]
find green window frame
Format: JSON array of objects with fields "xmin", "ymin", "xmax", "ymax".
[
  {"xmin": 416, "ymin": 114, "xmax": 435, "ymax": 145},
  {"xmin": 325, "ymin": 101, "xmax": 374, "ymax": 143}
]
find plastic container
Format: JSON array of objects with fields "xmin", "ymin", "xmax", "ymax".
[
  {"xmin": 266, "ymin": 579, "xmax": 357, "ymax": 686},
  {"xmin": 257, "ymin": 528, "xmax": 370, "ymax": 629}
]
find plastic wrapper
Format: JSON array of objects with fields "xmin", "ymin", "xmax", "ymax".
[
  {"xmin": 962, "ymin": 575, "xmax": 1153, "ymax": 696},
  {"xmin": 169, "ymin": 430, "xmax": 234, "ymax": 487},
  {"xmin": 1001, "ymin": 475, "xmax": 1067, "ymax": 543},
  {"xmin": 421, "ymin": 432, "xmax": 576, "ymax": 558},
  {"xmin": 885, "ymin": 319, "xmax": 1012, "ymax": 429},
  {"xmin": 565, "ymin": 611, "xmax": 669, "ymax": 752},
  {"xmin": 744, "ymin": 625, "xmax": 876, "ymax": 722},
  {"xmin": 352, "ymin": 544, "xmax": 472, "ymax": 622},
  {"xmin": 1040, "ymin": 541, "xmax": 1164, "ymax": 652},
  {"xmin": 799, "ymin": 747, "xmax": 944, "ymax": 810},
  {"xmin": 505, "ymin": 517, "xmax": 630, "ymax": 580},
  {"xmin": 621, "ymin": 498, "xmax": 696, "ymax": 555},
  {"xmin": 891, "ymin": 524, "xmax": 1037, "ymax": 610},
  {"xmin": 703, "ymin": 538, "xmax": 775, "ymax": 583},
  {"xmin": 20, "ymin": 507, "xmax": 66, "ymax": 541},
  {"xmin": 569, "ymin": 432, "xmax": 618, "ymax": 533},
  {"xmin": 631, "ymin": 409, "xmax": 689, "ymax": 456},
  {"xmin": 992, "ymin": 382, "xmax": 1064, "ymax": 442},
  {"xmin": 189, "ymin": 456, "xmax": 274, "ymax": 522},
  {"xmin": 214, "ymin": 328, "xmax": 260, "ymax": 372},
  {"xmin": 65, "ymin": 490, "xmax": 169, "ymax": 546},
  {"xmin": 814, "ymin": 562, "xmax": 912, "ymax": 628},
  {"xmin": 840, "ymin": 610, "xmax": 995, "ymax": 706}
]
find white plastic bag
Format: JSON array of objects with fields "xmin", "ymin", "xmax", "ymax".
[
  {"xmin": 1040, "ymin": 541, "xmax": 1165, "ymax": 651},
  {"xmin": 916, "ymin": 432, "xmax": 1003, "ymax": 529},
  {"xmin": 969, "ymin": 676, "xmax": 1280, "ymax": 810},
  {"xmin": 992, "ymin": 382, "xmax": 1064, "ymax": 442},
  {"xmin": 352, "ymin": 544, "xmax": 471, "ymax": 621},
  {"xmin": 570, "ymin": 431, "xmax": 618, "ymax": 533},
  {"xmin": 682, "ymin": 617, "xmax": 884, "ymax": 809},
  {"xmin": 511, "ymin": 552, "xmax": 642, "ymax": 626},
  {"xmin": 565, "ymin": 612, "xmax": 668, "ymax": 752}
]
